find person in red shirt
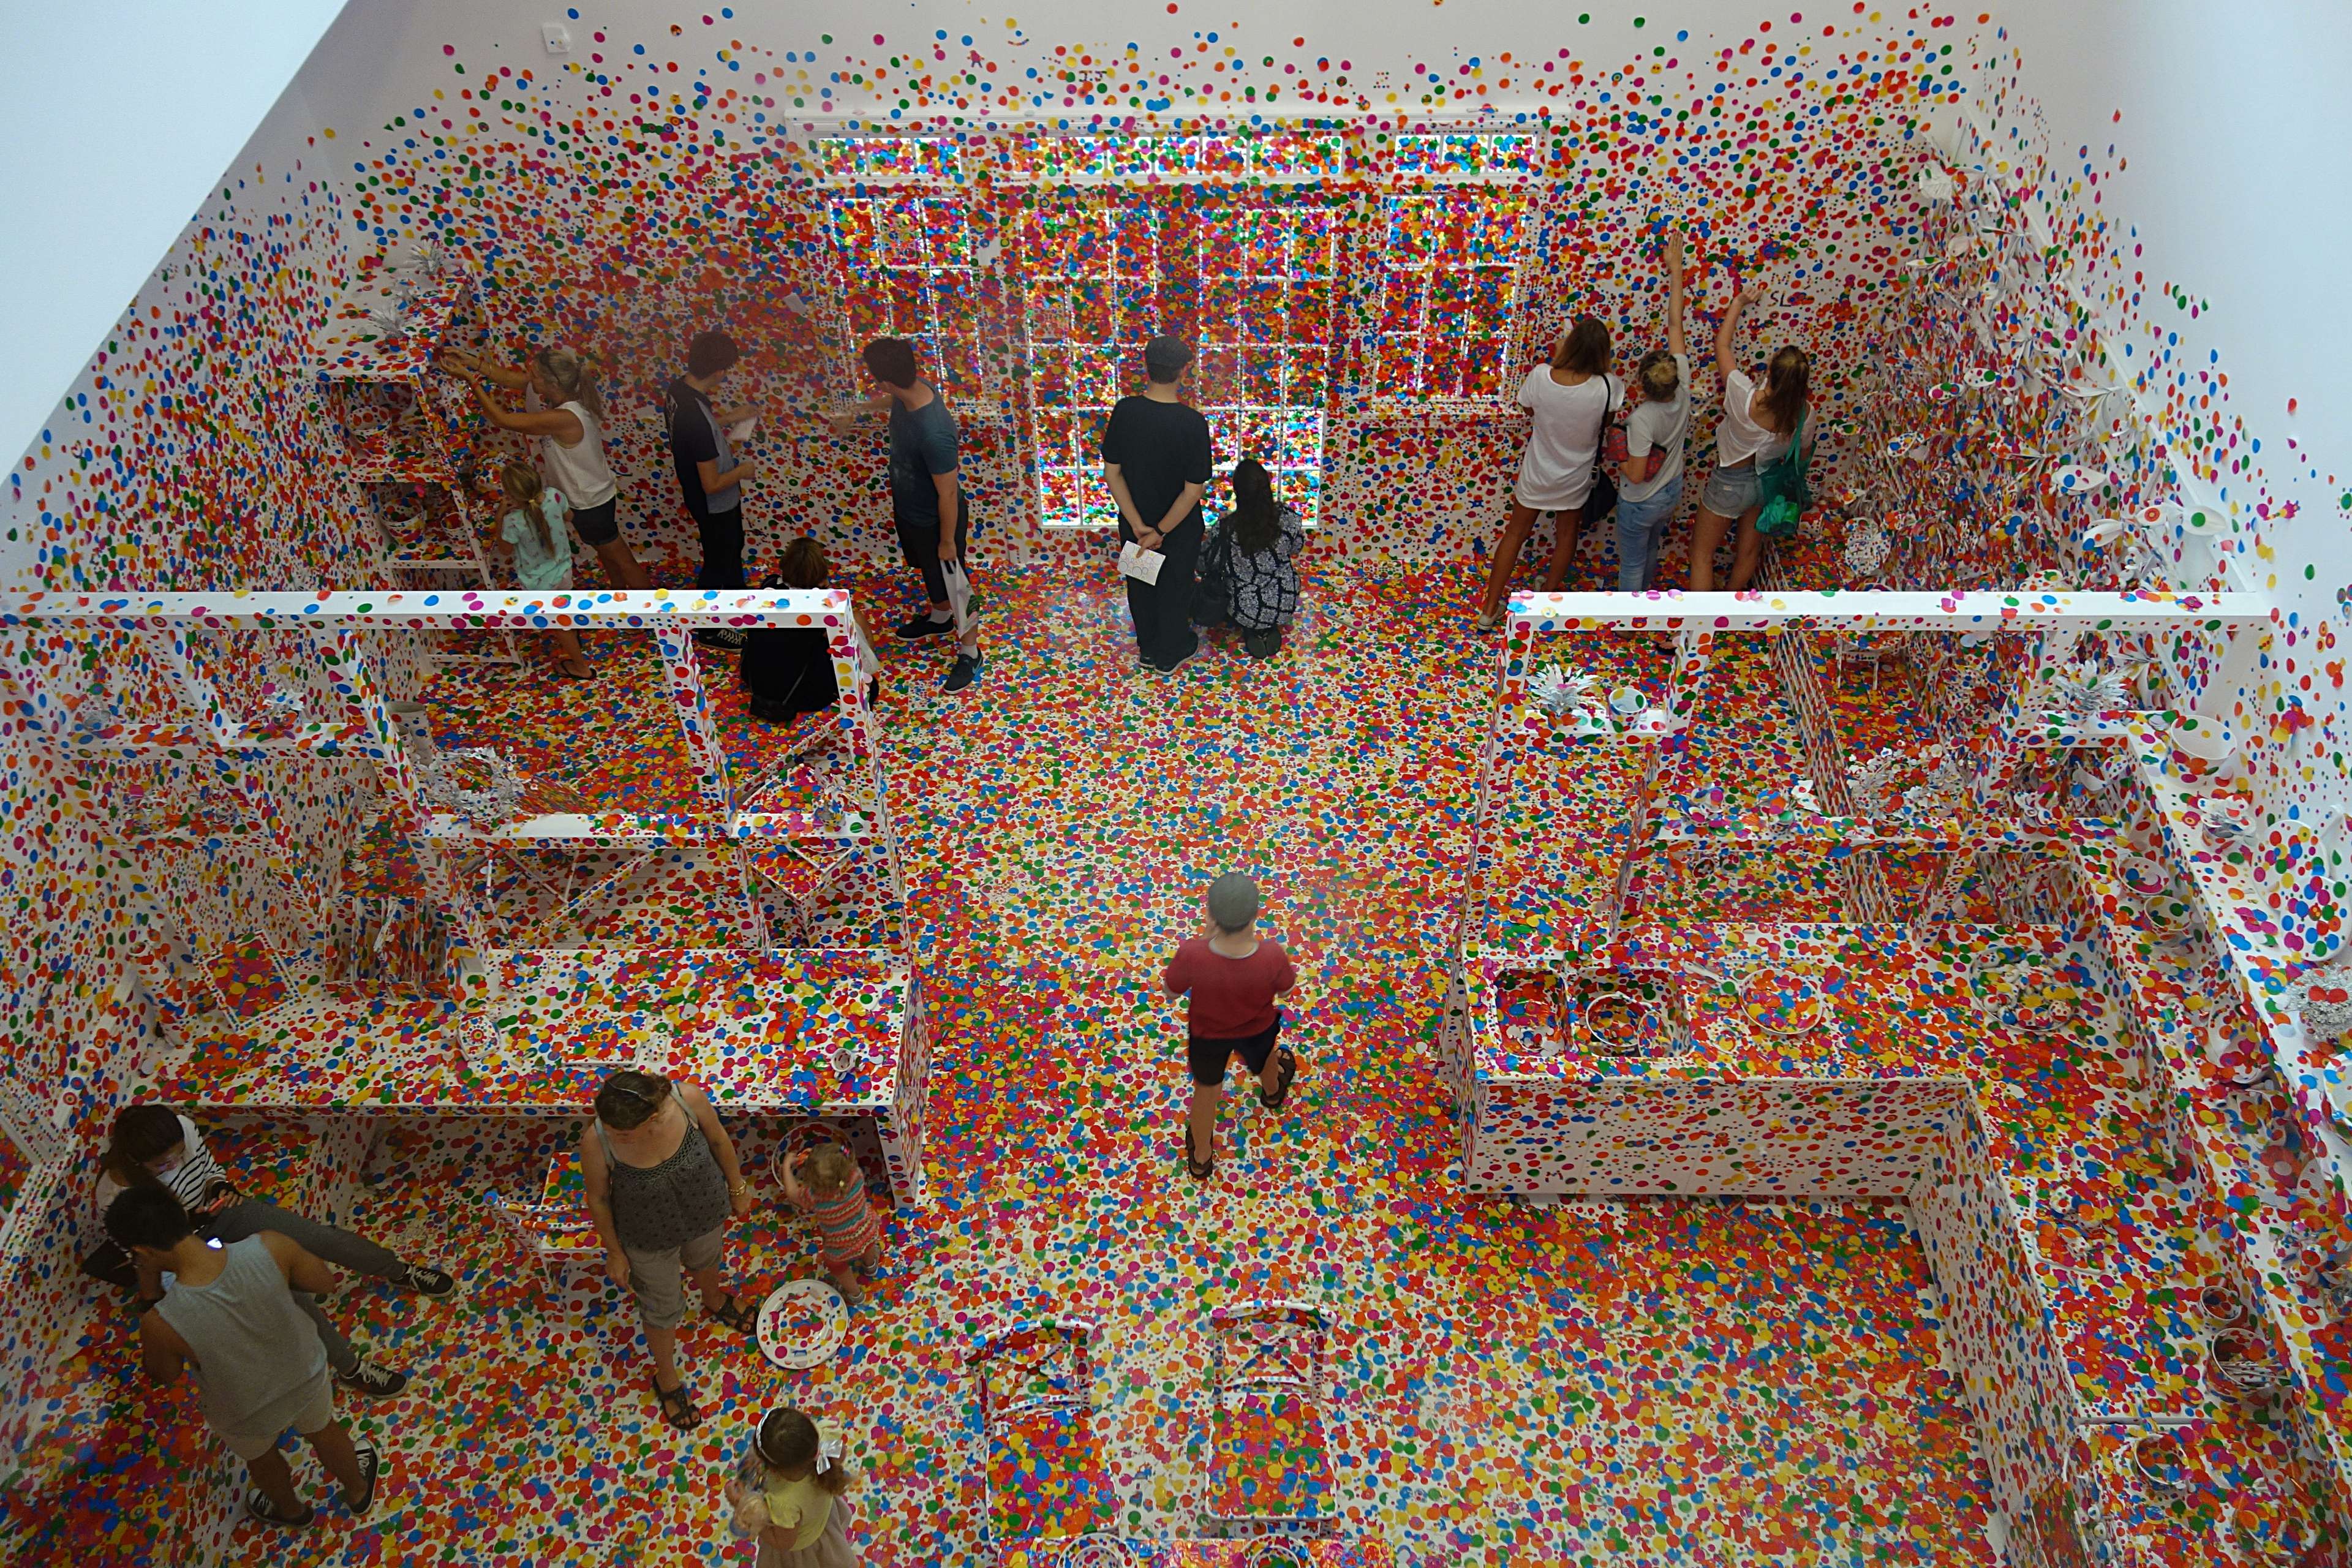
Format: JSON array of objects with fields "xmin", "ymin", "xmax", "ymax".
[{"xmin": 1164, "ymin": 873, "xmax": 1300, "ymax": 1180}]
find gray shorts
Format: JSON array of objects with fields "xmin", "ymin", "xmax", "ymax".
[
  {"xmin": 624, "ymin": 1224, "xmax": 725, "ymax": 1330},
  {"xmin": 216, "ymin": 1369, "xmax": 337, "ymax": 1461},
  {"xmin": 1700, "ymin": 461, "xmax": 1760, "ymax": 517}
]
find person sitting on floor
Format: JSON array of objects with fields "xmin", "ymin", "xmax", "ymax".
[
  {"xmin": 1202, "ymin": 458, "xmax": 1306, "ymax": 660},
  {"xmin": 106, "ymin": 1186, "xmax": 383, "ymax": 1528},
  {"xmin": 82, "ymin": 1104, "xmax": 454, "ymax": 1396},
  {"xmin": 741, "ymin": 538, "xmax": 883, "ymax": 723}
]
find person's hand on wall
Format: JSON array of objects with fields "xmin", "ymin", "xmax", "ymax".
[{"xmin": 827, "ymin": 411, "xmax": 856, "ymax": 437}]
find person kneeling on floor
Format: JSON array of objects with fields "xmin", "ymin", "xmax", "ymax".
[
  {"xmin": 106, "ymin": 1186, "xmax": 383, "ymax": 1528},
  {"xmin": 1198, "ymin": 458, "xmax": 1306, "ymax": 660}
]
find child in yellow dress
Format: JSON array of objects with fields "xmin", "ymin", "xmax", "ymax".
[{"xmin": 725, "ymin": 1406, "xmax": 862, "ymax": 1567}]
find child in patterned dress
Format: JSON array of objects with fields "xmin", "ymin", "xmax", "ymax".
[{"xmin": 779, "ymin": 1141, "xmax": 884, "ymax": 1305}]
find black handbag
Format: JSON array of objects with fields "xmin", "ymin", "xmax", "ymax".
[{"xmin": 1193, "ymin": 523, "xmax": 1236, "ymax": 627}]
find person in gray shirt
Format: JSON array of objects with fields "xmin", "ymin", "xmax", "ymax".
[{"xmin": 107, "ymin": 1186, "xmax": 380, "ymax": 1527}]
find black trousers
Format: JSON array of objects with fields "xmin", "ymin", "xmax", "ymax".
[
  {"xmin": 1126, "ymin": 517, "xmax": 1201, "ymax": 669},
  {"xmin": 895, "ymin": 504, "xmax": 971, "ymax": 604},
  {"xmin": 691, "ymin": 504, "xmax": 745, "ymax": 591}
]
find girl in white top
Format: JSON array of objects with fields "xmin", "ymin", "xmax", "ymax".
[
  {"xmin": 1479, "ymin": 315, "xmax": 1623, "ymax": 630},
  {"xmin": 443, "ymin": 345, "xmax": 652, "ymax": 589},
  {"xmin": 1688, "ymin": 286, "xmax": 1814, "ymax": 591}
]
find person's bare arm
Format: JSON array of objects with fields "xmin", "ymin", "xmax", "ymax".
[
  {"xmin": 439, "ymin": 351, "xmax": 529, "ymax": 390},
  {"xmin": 932, "ymin": 470, "xmax": 962, "ymax": 560},
  {"xmin": 698, "ymin": 454, "xmax": 758, "ymax": 495},
  {"xmin": 1150, "ymin": 483, "xmax": 1205, "ymax": 543},
  {"xmin": 260, "ymin": 1231, "xmax": 340, "ymax": 1299},
  {"xmin": 1715, "ymin": 285, "xmax": 1752, "ymax": 388},
  {"xmin": 137, "ymin": 1310, "xmax": 189, "ymax": 1387},
  {"xmin": 713, "ymin": 402, "xmax": 757, "ymax": 426},
  {"xmin": 827, "ymin": 393, "xmax": 895, "ymax": 435},
  {"xmin": 1664, "ymin": 232, "xmax": 1687, "ymax": 358},
  {"xmin": 683, "ymin": 1084, "xmax": 752, "ymax": 1216},
  {"xmin": 580, "ymin": 1125, "xmax": 631, "ymax": 1286},
  {"xmin": 1104, "ymin": 464, "xmax": 1145, "ymax": 539}
]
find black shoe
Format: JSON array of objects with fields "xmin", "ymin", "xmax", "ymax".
[
  {"xmin": 344, "ymin": 1441, "xmax": 381, "ymax": 1517},
  {"xmin": 894, "ymin": 615, "xmax": 955, "ymax": 641},
  {"xmin": 692, "ymin": 628, "xmax": 747, "ymax": 649},
  {"xmin": 942, "ymin": 654, "xmax": 982, "ymax": 694},
  {"xmin": 336, "ymin": 1357, "xmax": 409, "ymax": 1398},
  {"xmin": 244, "ymin": 1488, "xmax": 316, "ymax": 1528},
  {"xmin": 403, "ymin": 1263, "xmax": 456, "ymax": 1298}
]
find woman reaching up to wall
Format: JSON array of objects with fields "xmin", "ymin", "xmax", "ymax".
[
  {"xmin": 442, "ymin": 344, "xmax": 653, "ymax": 590},
  {"xmin": 1687, "ymin": 287, "xmax": 1813, "ymax": 592},
  {"xmin": 1479, "ymin": 315, "xmax": 1622, "ymax": 630}
]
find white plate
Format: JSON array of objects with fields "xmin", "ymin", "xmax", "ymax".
[{"xmin": 755, "ymin": 1278, "xmax": 848, "ymax": 1370}]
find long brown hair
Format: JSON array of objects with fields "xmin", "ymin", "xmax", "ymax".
[
  {"xmin": 1226, "ymin": 459, "xmax": 1281, "ymax": 556},
  {"xmin": 101, "ymin": 1104, "xmax": 186, "ymax": 1189},
  {"xmin": 533, "ymin": 345, "xmax": 605, "ymax": 420},
  {"xmin": 1550, "ymin": 315, "xmax": 1611, "ymax": 376},
  {"xmin": 499, "ymin": 460, "xmax": 554, "ymax": 555},
  {"xmin": 755, "ymin": 1408, "xmax": 853, "ymax": 1496},
  {"xmin": 1754, "ymin": 345, "xmax": 1811, "ymax": 434}
]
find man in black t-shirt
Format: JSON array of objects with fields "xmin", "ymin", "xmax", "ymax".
[
  {"xmin": 664, "ymin": 329, "xmax": 759, "ymax": 646},
  {"xmin": 1101, "ymin": 334, "xmax": 1214, "ymax": 672},
  {"xmin": 830, "ymin": 337, "xmax": 981, "ymax": 695}
]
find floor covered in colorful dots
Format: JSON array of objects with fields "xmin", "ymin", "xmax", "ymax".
[{"xmin": 11, "ymin": 545, "xmax": 2039, "ymax": 1567}]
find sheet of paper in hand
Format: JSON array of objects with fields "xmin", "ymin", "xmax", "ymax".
[
  {"xmin": 1117, "ymin": 540, "xmax": 1166, "ymax": 586},
  {"xmin": 728, "ymin": 415, "xmax": 758, "ymax": 442}
]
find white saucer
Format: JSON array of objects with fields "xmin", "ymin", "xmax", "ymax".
[{"xmin": 755, "ymin": 1278, "xmax": 848, "ymax": 1370}]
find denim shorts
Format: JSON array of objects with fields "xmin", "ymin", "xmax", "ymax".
[{"xmin": 1700, "ymin": 461, "xmax": 1760, "ymax": 516}]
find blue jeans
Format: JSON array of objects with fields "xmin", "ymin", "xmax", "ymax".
[{"xmin": 1613, "ymin": 476, "xmax": 1683, "ymax": 590}]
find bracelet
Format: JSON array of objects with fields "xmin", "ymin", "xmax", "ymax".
[{"xmin": 728, "ymin": 1181, "xmax": 750, "ymax": 1196}]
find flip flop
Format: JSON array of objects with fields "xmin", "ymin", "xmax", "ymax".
[
  {"xmin": 652, "ymin": 1376, "xmax": 703, "ymax": 1431},
  {"xmin": 1257, "ymin": 1047, "xmax": 1298, "ymax": 1111},
  {"xmin": 557, "ymin": 658, "xmax": 595, "ymax": 680},
  {"xmin": 1184, "ymin": 1123, "xmax": 1214, "ymax": 1182},
  {"xmin": 708, "ymin": 1292, "xmax": 758, "ymax": 1335}
]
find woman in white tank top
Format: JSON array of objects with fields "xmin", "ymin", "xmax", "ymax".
[{"xmin": 442, "ymin": 344, "xmax": 651, "ymax": 589}]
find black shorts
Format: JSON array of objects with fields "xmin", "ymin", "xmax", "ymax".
[
  {"xmin": 570, "ymin": 495, "xmax": 621, "ymax": 547},
  {"xmin": 1188, "ymin": 1012, "xmax": 1282, "ymax": 1087},
  {"xmin": 895, "ymin": 506, "xmax": 971, "ymax": 604}
]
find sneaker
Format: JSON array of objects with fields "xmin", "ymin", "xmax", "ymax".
[
  {"xmin": 692, "ymin": 628, "xmax": 748, "ymax": 649},
  {"xmin": 942, "ymin": 654, "xmax": 982, "ymax": 694},
  {"xmin": 336, "ymin": 1358, "xmax": 409, "ymax": 1398},
  {"xmin": 344, "ymin": 1441, "xmax": 381, "ymax": 1517},
  {"xmin": 244, "ymin": 1488, "xmax": 316, "ymax": 1528},
  {"xmin": 403, "ymin": 1263, "xmax": 456, "ymax": 1298},
  {"xmin": 894, "ymin": 614, "xmax": 955, "ymax": 641}
]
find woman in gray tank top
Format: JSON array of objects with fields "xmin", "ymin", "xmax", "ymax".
[{"xmin": 581, "ymin": 1069, "xmax": 756, "ymax": 1431}]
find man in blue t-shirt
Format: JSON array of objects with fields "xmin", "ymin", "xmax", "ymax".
[
  {"xmin": 830, "ymin": 338, "xmax": 981, "ymax": 695},
  {"xmin": 664, "ymin": 329, "xmax": 760, "ymax": 647}
]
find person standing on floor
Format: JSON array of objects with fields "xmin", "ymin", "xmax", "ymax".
[
  {"xmin": 666, "ymin": 329, "xmax": 760, "ymax": 645},
  {"xmin": 439, "ymin": 344, "xmax": 652, "ymax": 589},
  {"xmin": 1478, "ymin": 316, "xmax": 1623, "ymax": 630},
  {"xmin": 1102, "ymin": 334, "xmax": 1215, "ymax": 673},
  {"xmin": 828, "ymin": 337, "xmax": 981, "ymax": 694},
  {"xmin": 1687, "ymin": 287, "xmax": 1814, "ymax": 591},
  {"xmin": 1615, "ymin": 233, "xmax": 1692, "ymax": 592},
  {"xmin": 105, "ymin": 1187, "xmax": 382, "ymax": 1528},
  {"xmin": 580, "ymin": 1068, "xmax": 758, "ymax": 1432},
  {"xmin": 81, "ymin": 1104, "xmax": 453, "ymax": 1397},
  {"xmin": 725, "ymin": 1406, "xmax": 865, "ymax": 1567},
  {"xmin": 1164, "ymin": 873, "xmax": 1299, "ymax": 1181}
]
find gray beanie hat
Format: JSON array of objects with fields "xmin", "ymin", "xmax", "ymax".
[{"xmin": 1207, "ymin": 872, "xmax": 1261, "ymax": 931}]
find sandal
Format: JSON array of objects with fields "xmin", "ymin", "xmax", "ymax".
[
  {"xmin": 557, "ymin": 657, "xmax": 594, "ymax": 680},
  {"xmin": 707, "ymin": 1292, "xmax": 758, "ymax": 1335},
  {"xmin": 1257, "ymin": 1047, "xmax": 1298, "ymax": 1112},
  {"xmin": 244, "ymin": 1488, "xmax": 316, "ymax": 1528},
  {"xmin": 652, "ymin": 1375, "xmax": 703, "ymax": 1431},
  {"xmin": 1184, "ymin": 1123, "xmax": 1214, "ymax": 1182}
]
